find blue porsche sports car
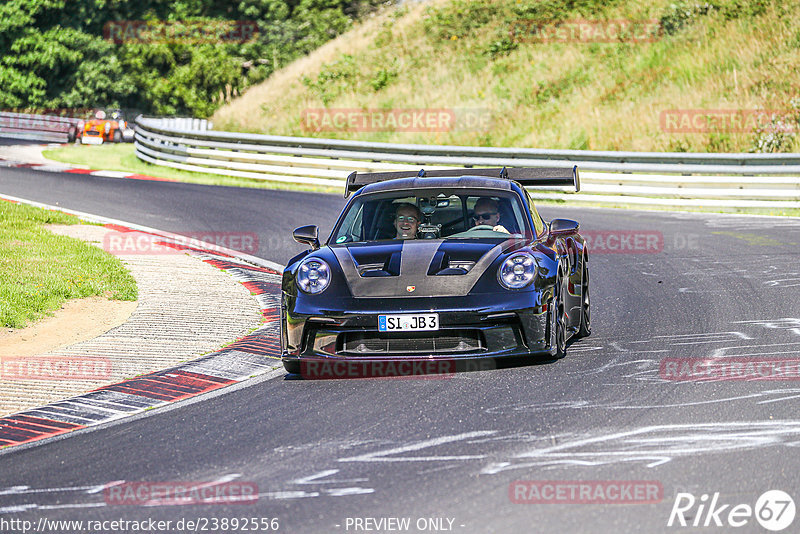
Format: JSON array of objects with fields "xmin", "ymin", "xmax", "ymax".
[{"xmin": 281, "ymin": 167, "xmax": 590, "ymax": 377}]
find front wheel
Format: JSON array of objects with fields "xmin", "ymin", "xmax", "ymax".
[
  {"xmin": 549, "ymin": 276, "xmax": 567, "ymax": 358},
  {"xmin": 576, "ymin": 258, "xmax": 591, "ymax": 338},
  {"xmin": 283, "ymin": 360, "xmax": 300, "ymax": 374}
]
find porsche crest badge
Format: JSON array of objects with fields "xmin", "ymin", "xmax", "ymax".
[{"xmin": 406, "ymin": 285, "xmax": 416, "ymax": 292}]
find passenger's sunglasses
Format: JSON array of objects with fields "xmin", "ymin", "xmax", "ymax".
[{"xmin": 473, "ymin": 212, "xmax": 498, "ymax": 221}]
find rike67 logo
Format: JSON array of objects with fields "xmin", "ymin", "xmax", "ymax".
[{"xmin": 668, "ymin": 490, "xmax": 795, "ymax": 531}]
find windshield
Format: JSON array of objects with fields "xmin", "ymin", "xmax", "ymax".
[{"xmin": 330, "ymin": 189, "xmax": 531, "ymax": 244}]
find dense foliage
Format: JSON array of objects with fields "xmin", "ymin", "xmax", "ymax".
[{"xmin": 0, "ymin": 0, "xmax": 382, "ymax": 117}]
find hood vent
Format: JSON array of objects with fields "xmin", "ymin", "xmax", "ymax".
[
  {"xmin": 356, "ymin": 251, "xmax": 401, "ymax": 277},
  {"xmin": 427, "ymin": 251, "xmax": 475, "ymax": 276}
]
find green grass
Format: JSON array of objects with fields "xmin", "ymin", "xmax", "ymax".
[
  {"xmin": 0, "ymin": 201, "xmax": 138, "ymax": 329},
  {"xmin": 42, "ymin": 144, "xmax": 340, "ymax": 195}
]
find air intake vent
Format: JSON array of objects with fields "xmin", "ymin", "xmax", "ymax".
[{"xmin": 340, "ymin": 331, "xmax": 484, "ymax": 355}]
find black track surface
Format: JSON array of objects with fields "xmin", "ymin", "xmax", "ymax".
[{"xmin": 2, "ymin": 166, "xmax": 800, "ymax": 533}]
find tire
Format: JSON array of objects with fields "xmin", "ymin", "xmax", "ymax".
[
  {"xmin": 576, "ymin": 257, "xmax": 591, "ymax": 338},
  {"xmin": 550, "ymin": 275, "xmax": 567, "ymax": 358},
  {"xmin": 283, "ymin": 360, "xmax": 300, "ymax": 374},
  {"xmin": 113, "ymin": 130, "xmax": 122, "ymax": 143}
]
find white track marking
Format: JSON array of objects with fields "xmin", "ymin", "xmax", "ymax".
[
  {"xmin": 486, "ymin": 389, "xmax": 800, "ymax": 413},
  {"xmin": 481, "ymin": 421, "xmax": 800, "ymax": 473},
  {"xmin": 86, "ymin": 481, "xmax": 125, "ymax": 494},
  {"xmin": 0, "ymin": 505, "xmax": 37, "ymax": 513},
  {"xmin": 324, "ymin": 487, "xmax": 374, "ymax": 497},
  {"xmin": 707, "ymin": 341, "xmax": 800, "ymax": 358},
  {"xmin": 0, "ymin": 485, "xmax": 108, "ymax": 495},
  {"xmin": 90, "ymin": 170, "xmax": 131, "ymax": 178},
  {"xmin": 338, "ymin": 431, "xmax": 497, "ymax": 463},
  {"xmin": 257, "ymin": 490, "xmax": 319, "ymax": 500},
  {"xmin": 291, "ymin": 469, "xmax": 367, "ymax": 485},
  {"xmin": 38, "ymin": 502, "xmax": 106, "ymax": 510}
]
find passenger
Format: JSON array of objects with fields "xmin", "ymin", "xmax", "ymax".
[
  {"xmin": 472, "ymin": 197, "xmax": 509, "ymax": 234},
  {"xmin": 394, "ymin": 203, "xmax": 422, "ymax": 240}
]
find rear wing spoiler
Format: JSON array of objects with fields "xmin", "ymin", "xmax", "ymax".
[{"xmin": 343, "ymin": 166, "xmax": 580, "ymax": 198}]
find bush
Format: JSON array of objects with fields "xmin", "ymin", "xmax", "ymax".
[
  {"xmin": 423, "ymin": 0, "xmax": 497, "ymax": 41},
  {"xmin": 485, "ymin": 35, "xmax": 518, "ymax": 58},
  {"xmin": 659, "ymin": 0, "xmax": 771, "ymax": 36},
  {"xmin": 370, "ymin": 64, "xmax": 398, "ymax": 91},
  {"xmin": 659, "ymin": 2, "xmax": 717, "ymax": 36},
  {"xmin": 302, "ymin": 54, "xmax": 360, "ymax": 104}
]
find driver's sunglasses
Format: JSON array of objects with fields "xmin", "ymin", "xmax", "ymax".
[
  {"xmin": 474, "ymin": 212, "xmax": 498, "ymax": 221},
  {"xmin": 396, "ymin": 215, "xmax": 419, "ymax": 223}
]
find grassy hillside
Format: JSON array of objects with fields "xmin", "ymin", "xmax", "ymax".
[{"xmin": 213, "ymin": 0, "xmax": 800, "ymax": 152}]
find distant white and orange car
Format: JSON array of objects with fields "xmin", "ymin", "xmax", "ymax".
[{"xmin": 79, "ymin": 109, "xmax": 135, "ymax": 144}]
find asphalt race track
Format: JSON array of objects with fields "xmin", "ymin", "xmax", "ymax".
[{"xmin": 2, "ymin": 166, "xmax": 800, "ymax": 533}]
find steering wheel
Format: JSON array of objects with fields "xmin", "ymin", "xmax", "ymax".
[
  {"xmin": 471, "ymin": 224, "xmax": 494, "ymax": 231},
  {"xmin": 440, "ymin": 216, "xmax": 464, "ymax": 233}
]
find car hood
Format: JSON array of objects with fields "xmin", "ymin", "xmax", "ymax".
[{"xmin": 329, "ymin": 238, "xmax": 522, "ymax": 298}]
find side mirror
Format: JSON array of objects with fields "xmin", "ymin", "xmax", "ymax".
[
  {"xmin": 548, "ymin": 218, "xmax": 579, "ymax": 239},
  {"xmin": 293, "ymin": 225, "xmax": 320, "ymax": 250}
]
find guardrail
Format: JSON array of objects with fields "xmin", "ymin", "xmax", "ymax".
[
  {"xmin": 135, "ymin": 116, "xmax": 800, "ymax": 208},
  {"xmin": 0, "ymin": 112, "xmax": 81, "ymax": 143}
]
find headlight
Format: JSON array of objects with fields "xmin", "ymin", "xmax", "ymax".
[
  {"xmin": 296, "ymin": 257, "xmax": 331, "ymax": 294},
  {"xmin": 498, "ymin": 252, "xmax": 537, "ymax": 289}
]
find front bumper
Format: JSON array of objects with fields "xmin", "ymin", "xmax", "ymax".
[
  {"xmin": 281, "ymin": 291, "xmax": 556, "ymax": 374},
  {"xmin": 81, "ymin": 132, "xmax": 104, "ymax": 145}
]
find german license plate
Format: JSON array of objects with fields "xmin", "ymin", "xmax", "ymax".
[{"xmin": 378, "ymin": 314, "xmax": 439, "ymax": 332}]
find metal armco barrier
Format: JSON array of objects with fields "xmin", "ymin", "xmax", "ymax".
[
  {"xmin": 0, "ymin": 112, "xmax": 81, "ymax": 143},
  {"xmin": 135, "ymin": 116, "xmax": 800, "ymax": 207}
]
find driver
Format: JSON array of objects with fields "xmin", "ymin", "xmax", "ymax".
[
  {"xmin": 473, "ymin": 197, "xmax": 509, "ymax": 234},
  {"xmin": 394, "ymin": 203, "xmax": 422, "ymax": 240}
]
